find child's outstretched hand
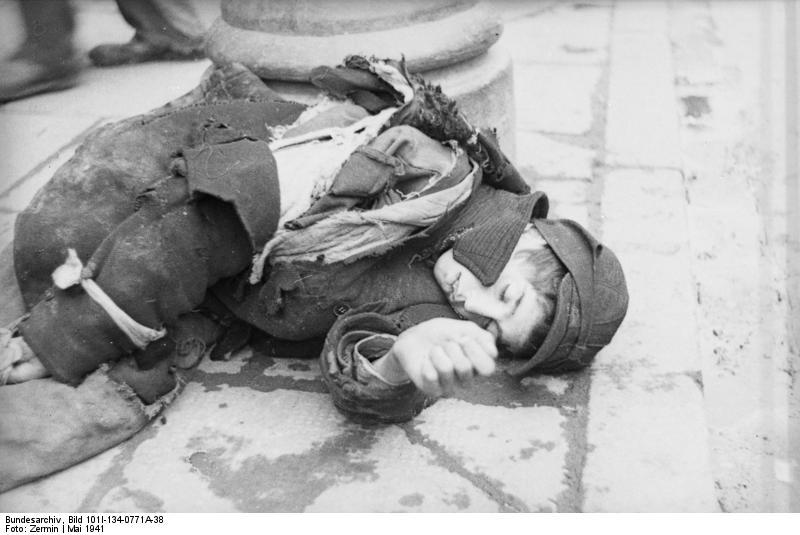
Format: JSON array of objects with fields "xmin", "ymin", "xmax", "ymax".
[{"xmin": 381, "ymin": 318, "xmax": 498, "ymax": 397}]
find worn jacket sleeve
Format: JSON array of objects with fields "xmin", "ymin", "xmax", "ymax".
[
  {"xmin": 0, "ymin": 367, "xmax": 181, "ymax": 493},
  {"xmin": 319, "ymin": 310, "xmax": 430, "ymax": 423},
  {"xmin": 319, "ymin": 303, "xmax": 458, "ymax": 423}
]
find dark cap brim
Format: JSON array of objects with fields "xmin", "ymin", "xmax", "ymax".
[
  {"xmin": 508, "ymin": 273, "xmax": 578, "ymax": 376},
  {"xmin": 507, "ymin": 218, "xmax": 600, "ymax": 377}
]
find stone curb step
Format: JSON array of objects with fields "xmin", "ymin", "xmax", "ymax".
[
  {"xmin": 584, "ymin": 169, "xmax": 718, "ymax": 512},
  {"xmin": 581, "ymin": 1, "xmax": 718, "ymax": 512}
]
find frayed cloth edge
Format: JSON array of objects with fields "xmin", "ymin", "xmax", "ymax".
[{"xmin": 95, "ymin": 364, "xmax": 185, "ymax": 420}]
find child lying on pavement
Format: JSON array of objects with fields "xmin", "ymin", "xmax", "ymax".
[{"xmin": 0, "ymin": 58, "xmax": 628, "ymax": 491}]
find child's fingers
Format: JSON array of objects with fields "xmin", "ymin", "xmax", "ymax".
[
  {"xmin": 419, "ymin": 355, "xmax": 442, "ymax": 397},
  {"xmin": 430, "ymin": 347, "xmax": 456, "ymax": 393},
  {"xmin": 464, "ymin": 324, "xmax": 498, "ymax": 357},
  {"xmin": 458, "ymin": 337, "xmax": 496, "ymax": 376},
  {"xmin": 443, "ymin": 341, "xmax": 474, "ymax": 383}
]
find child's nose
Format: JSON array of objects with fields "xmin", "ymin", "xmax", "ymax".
[{"xmin": 464, "ymin": 292, "xmax": 511, "ymax": 320}]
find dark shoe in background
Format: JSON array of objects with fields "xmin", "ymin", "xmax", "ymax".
[{"xmin": 89, "ymin": 36, "xmax": 204, "ymax": 67}]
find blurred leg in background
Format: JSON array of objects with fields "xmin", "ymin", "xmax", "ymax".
[
  {"xmin": 89, "ymin": 0, "xmax": 206, "ymax": 66},
  {"xmin": 0, "ymin": 0, "xmax": 207, "ymax": 103},
  {"xmin": 0, "ymin": 0, "xmax": 81, "ymax": 103}
]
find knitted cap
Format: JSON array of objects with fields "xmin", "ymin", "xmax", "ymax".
[{"xmin": 507, "ymin": 219, "xmax": 629, "ymax": 376}]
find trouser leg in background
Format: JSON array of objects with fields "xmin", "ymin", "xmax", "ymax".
[
  {"xmin": 116, "ymin": 0, "xmax": 205, "ymax": 52},
  {"xmin": 89, "ymin": 0, "xmax": 206, "ymax": 66},
  {"xmin": 16, "ymin": 0, "xmax": 77, "ymax": 62},
  {"xmin": 0, "ymin": 0, "xmax": 80, "ymax": 103}
]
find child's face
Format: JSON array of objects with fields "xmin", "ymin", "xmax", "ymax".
[{"xmin": 434, "ymin": 242, "xmax": 549, "ymax": 353}]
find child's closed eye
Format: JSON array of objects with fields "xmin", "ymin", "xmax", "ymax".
[{"xmin": 500, "ymin": 283, "xmax": 524, "ymax": 305}]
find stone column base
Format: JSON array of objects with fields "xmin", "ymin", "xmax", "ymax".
[
  {"xmin": 205, "ymin": 2, "xmax": 502, "ymax": 80},
  {"xmin": 204, "ymin": 0, "xmax": 516, "ymax": 156}
]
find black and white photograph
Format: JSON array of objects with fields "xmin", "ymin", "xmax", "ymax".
[{"xmin": 0, "ymin": 0, "xmax": 798, "ymax": 520}]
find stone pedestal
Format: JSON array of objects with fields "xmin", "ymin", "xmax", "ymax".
[{"xmin": 205, "ymin": 0, "xmax": 516, "ymax": 154}]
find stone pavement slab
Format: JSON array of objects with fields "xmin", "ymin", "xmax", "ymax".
[
  {"xmin": 582, "ymin": 166, "xmax": 718, "ymax": 512},
  {"xmin": 600, "ymin": 169, "xmax": 699, "ymax": 375},
  {"xmin": 515, "ymin": 64, "xmax": 602, "ymax": 135},
  {"xmin": 304, "ymin": 426, "xmax": 502, "ymax": 512},
  {"xmin": 604, "ymin": 4, "xmax": 681, "ymax": 169},
  {"xmin": 579, "ymin": 1, "xmax": 722, "ymax": 505},
  {"xmin": 0, "ymin": 113, "xmax": 100, "ymax": 199},
  {"xmin": 530, "ymin": 177, "xmax": 590, "ymax": 228},
  {"xmin": 612, "ymin": 0, "xmax": 669, "ymax": 34},
  {"xmin": 515, "ymin": 131, "xmax": 597, "ymax": 179},
  {"xmin": 413, "ymin": 399, "xmax": 568, "ymax": 512},
  {"xmin": 583, "ymin": 373, "xmax": 716, "ymax": 512},
  {"xmin": 514, "ymin": 130, "xmax": 597, "ymax": 228},
  {"xmin": 500, "ymin": 2, "xmax": 610, "ymax": 66}
]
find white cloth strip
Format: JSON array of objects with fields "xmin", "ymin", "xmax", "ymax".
[{"xmin": 51, "ymin": 248, "xmax": 166, "ymax": 349}]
